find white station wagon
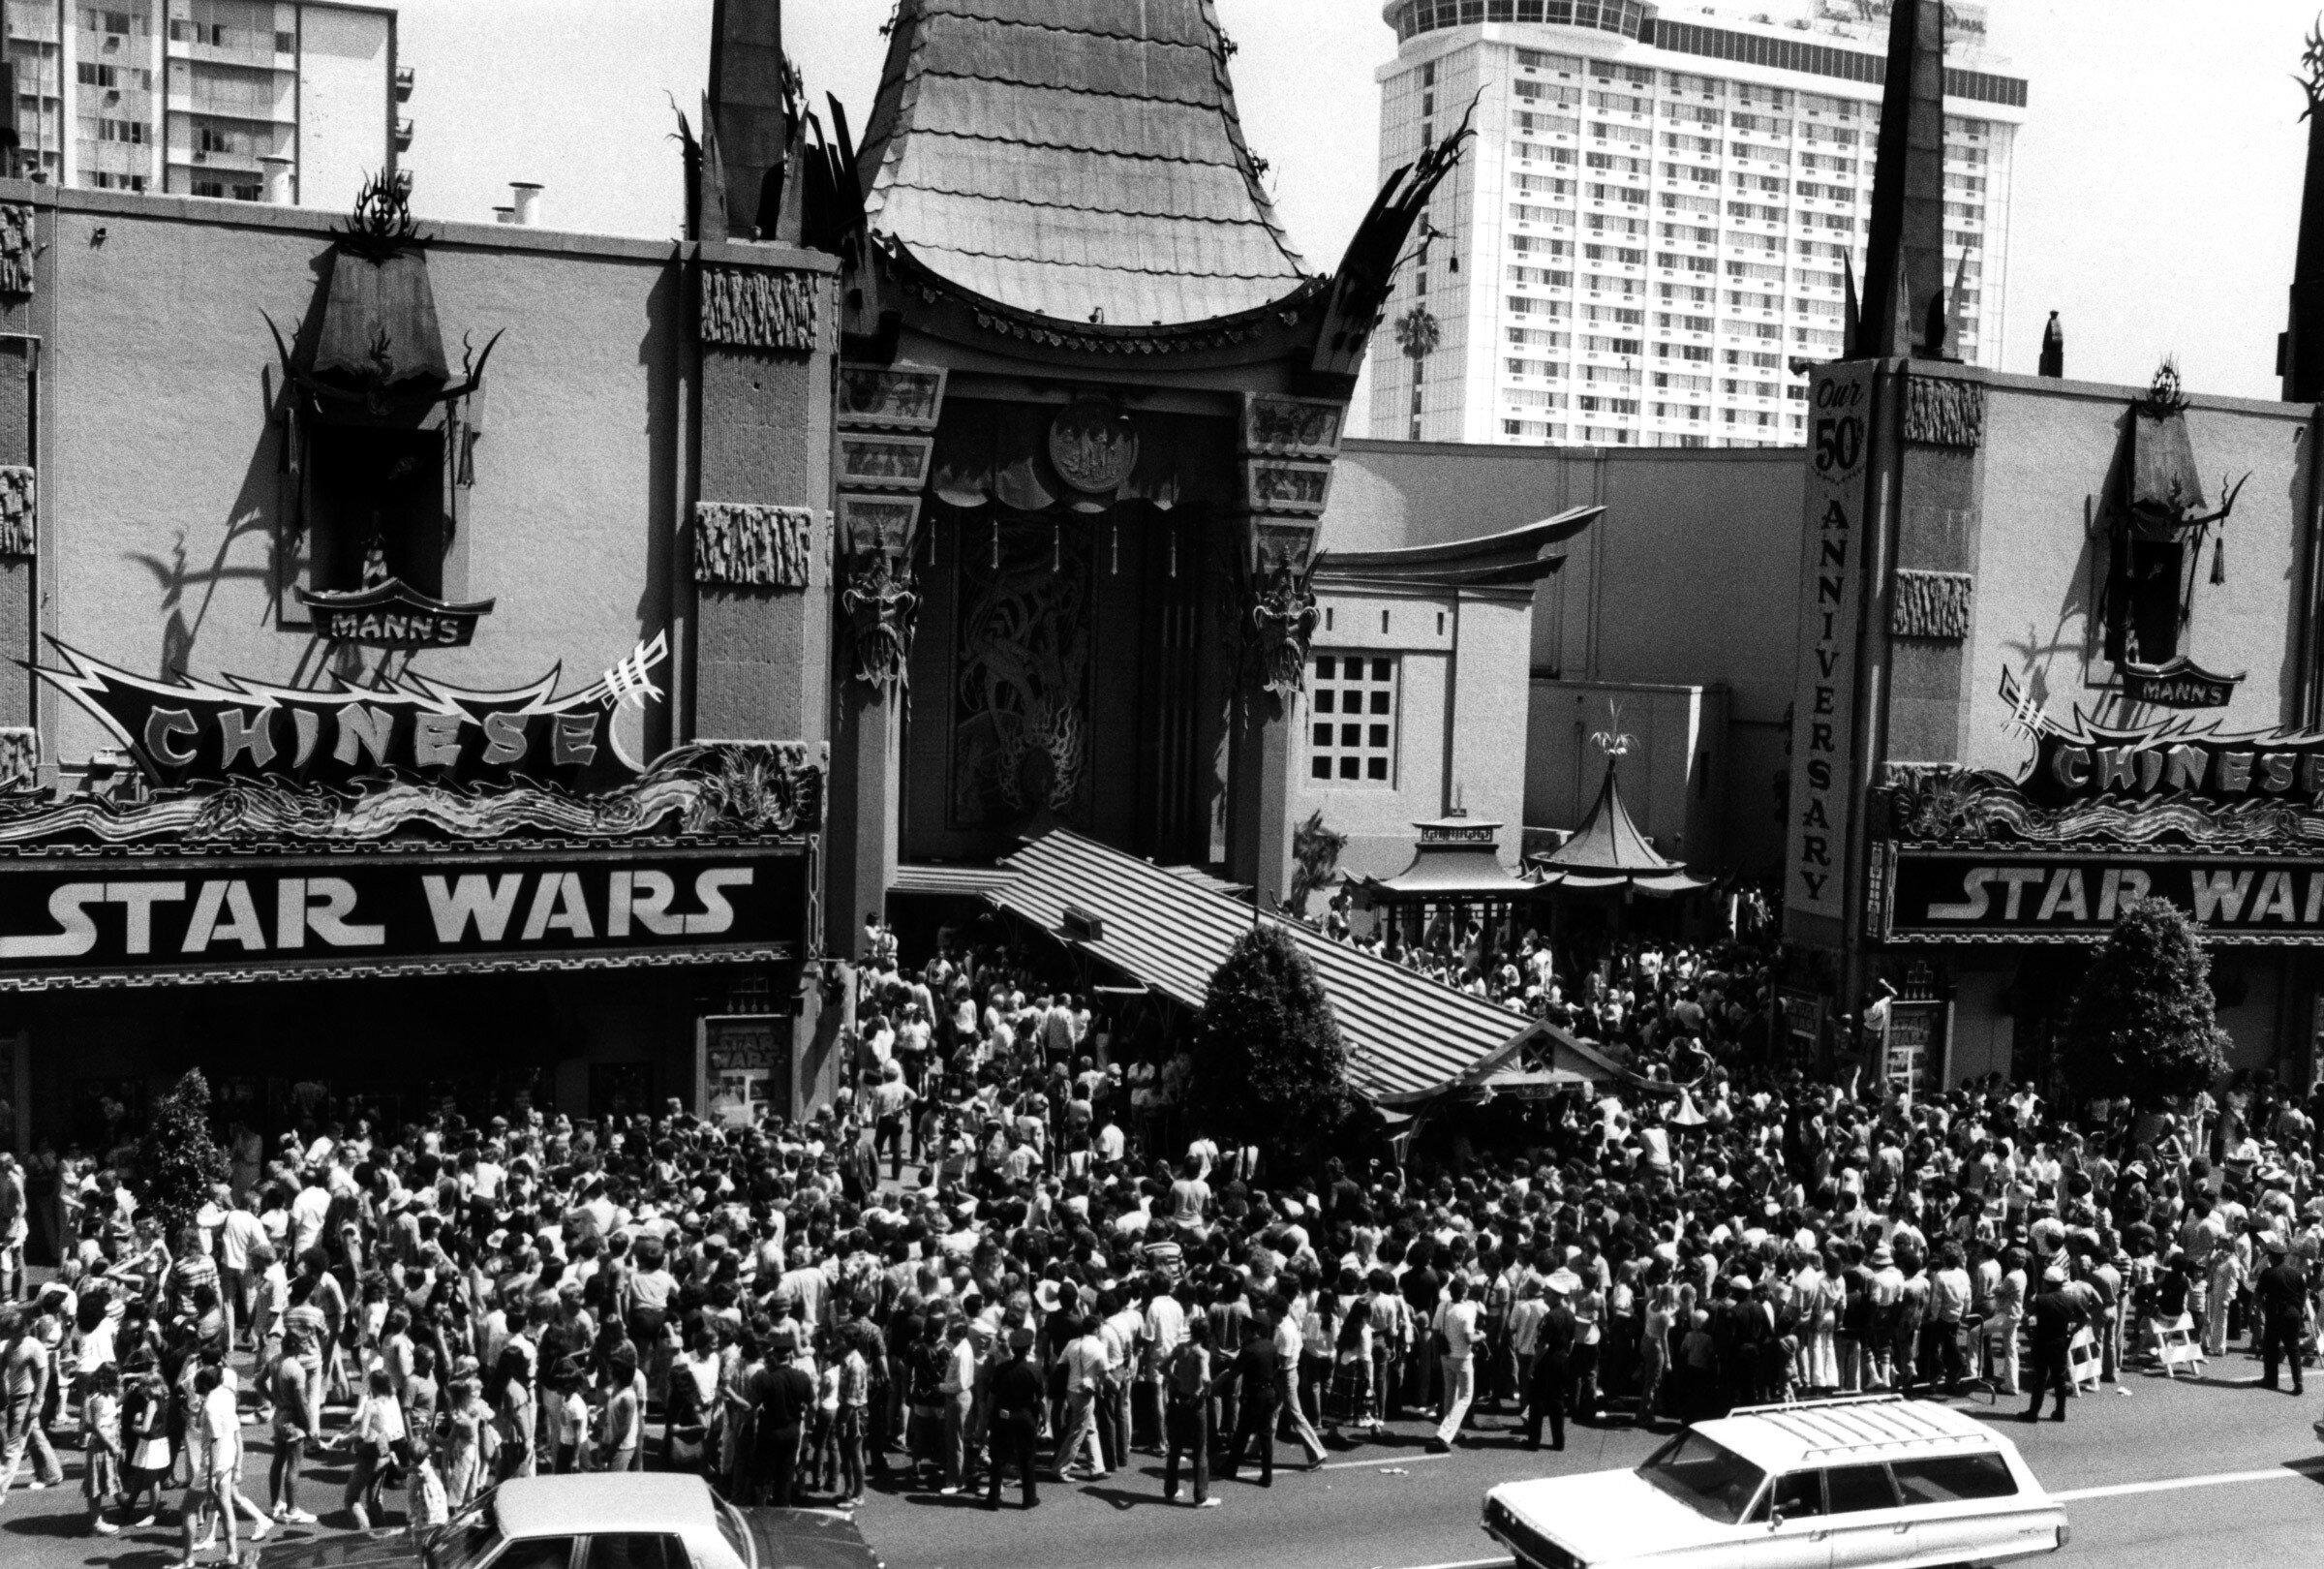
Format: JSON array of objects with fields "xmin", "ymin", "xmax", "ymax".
[{"xmin": 1483, "ymin": 1394, "xmax": 2070, "ymax": 1569}]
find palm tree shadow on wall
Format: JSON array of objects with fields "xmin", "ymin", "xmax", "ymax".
[
  {"xmin": 1998, "ymin": 411, "xmax": 2123, "ymax": 737},
  {"xmin": 126, "ymin": 250, "xmax": 332, "ymax": 683}
]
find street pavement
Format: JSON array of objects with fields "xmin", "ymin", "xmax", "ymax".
[{"xmin": 2, "ymin": 1351, "xmax": 2317, "ymax": 1569}]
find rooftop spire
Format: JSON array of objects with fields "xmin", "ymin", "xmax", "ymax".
[
  {"xmin": 2281, "ymin": 20, "xmax": 2324, "ymax": 401},
  {"xmin": 1852, "ymin": 0, "xmax": 1951, "ymax": 360}
]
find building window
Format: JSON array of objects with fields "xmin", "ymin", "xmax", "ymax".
[{"xmin": 1309, "ymin": 655, "xmax": 1397, "ymax": 784}]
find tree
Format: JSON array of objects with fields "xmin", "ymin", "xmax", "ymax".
[
  {"xmin": 2061, "ymin": 896, "xmax": 2230, "ymax": 1107},
  {"xmin": 138, "ymin": 1068, "xmax": 229, "ymax": 1242},
  {"xmin": 1186, "ymin": 923, "xmax": 1350, "ymax": 1157}
]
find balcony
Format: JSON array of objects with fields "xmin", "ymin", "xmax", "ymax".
[
  {"xmin": 394, "ymin": 117, "xmax": 413, "ymax": 151},
  {"xmin": 394, "ymin": 65, "xmax": 414, "ymax": 102}
]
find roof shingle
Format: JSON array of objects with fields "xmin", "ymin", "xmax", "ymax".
[{"xmin": 857, "ymin": 0, "xmax": 1308, "ymax": 325}]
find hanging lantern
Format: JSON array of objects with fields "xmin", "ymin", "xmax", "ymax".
[
  {"xmin": 1110, "ymin": 521, "xmax": 1119, "ymax": 576},
  {"xmin": 1053, "ymin": 520, "xmax": 1061, "ymax": 572},
  {"xmin": 2210, "ymin": 527, "xmax": 2226, "ymax": 586},
  {"xmin": 1168, "ymin": 526, "xmax": 1177, "ymax": 578},
  {"xmin": 991, "ymin": 517, "xmax": 999, "ymax": 570}
]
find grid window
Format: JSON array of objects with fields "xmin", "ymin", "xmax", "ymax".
[{"xmin": 1308, "ymin": 655, "xmax": 1397, "ymax": 784}]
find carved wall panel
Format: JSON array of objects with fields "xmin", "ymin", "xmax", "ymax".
[
  {"xmin": 693, "ymin": 501, "xmax": 815, "ymax": 587},
  {"xmin": 1241, "ymin": 457, "xmax": 1334, "ymax": 516},
  {"xmin": 0, "ymin": 465, "xmax": 33, "ymax": 557},
  {"xmin": 838, "ymin": 434, "xmax": 933, "ymax": 492},
  {"xmin": 1890, "ymin": 569, "xmax": 1974, "ymax": 638},
  {"xmin": 0, "ymin": 726, "xmax": 34, "ymax": 783},
  {"xmin": 698, "ymin": 266, "xmax": 820, "ymax": 352},
  {"xmin": 1239, "ymin": 393, "xmax": 1346, "ymax": 457},
  {"xmin": 0, "ymin": 204, "xmax": 33, "ymax": 297},
  {"xmin": 838, "ymin": 365, "xmax": 946, "ymax": 430},
  {"xmin": 1903, "ymin": 377, "xmax": 1985, "ymax": 447},
  {"xmin": 838, "ymin": 495, "xmax": 920, "ymax": 558}
]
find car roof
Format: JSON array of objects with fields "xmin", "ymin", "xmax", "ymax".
[
  {"xmin": 1689, "ymin": 1395, "xmax": 2004, "ymax": 1472},
  {"xmin": 493, "ymin": 1473, "xmax": 721, "ymax": 1539}
]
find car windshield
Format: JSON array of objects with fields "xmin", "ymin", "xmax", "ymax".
[
  {"xmin": 717, "ymin": 1499, "xmax": 755, "ymax": 1569},
  {"xmin": 427, "ymin": 1497, "xmax": 503, "ymax": 1569},
  {"xmin": 1637, "ymin": 1431, "xmax": 1768, "ymax": 1525}
]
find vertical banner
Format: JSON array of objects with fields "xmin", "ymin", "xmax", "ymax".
[{"xmin": 1785, "ymin": 362, "xmax": 1876, "ymax": 928}]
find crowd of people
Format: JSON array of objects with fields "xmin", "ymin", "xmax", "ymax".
[{"xmin": 0, "ymin": 911, "xmax": 2313, "ymax": 1556}]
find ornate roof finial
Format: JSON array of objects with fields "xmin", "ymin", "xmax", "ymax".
[
  {"xmin": 2138, "ymin": 356, "xmax": 2189, "ymax": 417},
  {"xmin": 335, "ymin": 169, "xmax": 419, "ymax": 261},
  {"xmin": 2297, "ymin": 17, "xmax": 2324, "ymax": 120},
  {"xmin": 1590, "ymin": 699, "xmax": 1636, "ymax": 761}
]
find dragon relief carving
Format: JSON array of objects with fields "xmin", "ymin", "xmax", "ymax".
[
  {"xmin": 953, "ymin": 523, "xmax": 1091, "ymax": 826},
  {"xmin": 1242, "ymin": 555, "xmax": 1323, "ymax": 698},
  {"xmin": 840, "ymin": 552, "xmax": 919, "ymax": 692}
]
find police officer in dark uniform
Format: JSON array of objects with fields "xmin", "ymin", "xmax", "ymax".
[
  {"xmin": 1522, "ymin": 1281, "xmax": 1576, "ymax": 1451},
  {"xmin": 2253, "ymin": 1231, "xmax": 2309, "ymax": 1396},
  {"xmin": 2023, "ymin": 1261, "xmax": 2084, "ymax": 1423},
  {"xmin": 987, "ymin": 1326, "xmax": 1044, "ymax": 1509}
]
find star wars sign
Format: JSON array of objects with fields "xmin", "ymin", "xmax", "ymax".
[{"xmin": 0, "ymin": 848, "xmax": 808, "ymax": 986}]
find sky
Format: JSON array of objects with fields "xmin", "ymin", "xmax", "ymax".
[{"xmin": 398, "ymin": 1, "xmax": 2324, "ymax": 405}]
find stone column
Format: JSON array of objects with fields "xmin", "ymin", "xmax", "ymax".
[
  {"xmin": 688, "ymin": 245, "xmax": 837, "ymax": 1097},
  {"xmin": 826, "ymin": 363, "xmax": 944, "ymax": 958},
  {"xmin": 0, "ymin": 200, "xmax": 36, "ymax": 784},
  {"xmin": 1222, "ymin": 394, "xmax": 1347, "ymax": 909}
]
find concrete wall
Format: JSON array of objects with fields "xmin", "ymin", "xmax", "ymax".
[
  {"xmin": 1527, "ymin": 678, "xmax": 1728, "ymax": 868},
  {"xmin": 23, "ymin": 184, "xmax": 689, "ymax": 765}
]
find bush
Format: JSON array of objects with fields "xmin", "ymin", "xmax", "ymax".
[
  {"xmin": 1186, "ymin": 923, "xmax": 1351, "ymax": 1157},
  {"xmin": 137, "ymin": 1068, "xmax": 229, "ymax": 1241},
  {"xmin": 2061, "ymin": 895, "xmax": 2230, "ymax": 1108}
]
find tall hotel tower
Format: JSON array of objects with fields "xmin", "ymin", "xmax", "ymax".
[{"xmin": 1370, "ymin": 0, "xmax": 2026, "ymax": 446}]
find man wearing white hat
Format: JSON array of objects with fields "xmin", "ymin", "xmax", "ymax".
[{"xmin": 2022, "ymin": 1262, "xmax": 2084, "ymax": 1423}]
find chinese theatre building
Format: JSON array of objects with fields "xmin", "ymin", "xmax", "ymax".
[
  {"xmin": 0, "ymin": 0, "xmax": 1535, "ymax": 1156},
  {"xmin": 1780, "ymin": 2, "xmax": 2324, "ymax": 1093}
]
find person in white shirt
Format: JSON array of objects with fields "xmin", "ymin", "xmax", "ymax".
[
  {"xmin": 1429, "ymin": 1276, "xmax": 1483, "ymax": 1451},
  {"xmin": 287, "ymin": 1175, "xmax": 331, "ymax": 1261}
]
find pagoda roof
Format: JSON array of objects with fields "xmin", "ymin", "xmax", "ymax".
[
  {"xmin": 1361, "ymin": 814, "xmax": 1540, "ymax": 901},
  {"xmin": 1535, "ymin": 763, "xmax": 1706, "ymax": 891},
  {"xmin": 855, "ymin": 0, "xmax": 1310, "ymax": 327}
]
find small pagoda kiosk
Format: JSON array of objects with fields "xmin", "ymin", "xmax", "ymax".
[{"xmin": 1360, "ymin": 809, "xmax": 1542, "ymax": 960}]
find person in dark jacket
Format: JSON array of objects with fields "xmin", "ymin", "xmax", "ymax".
[
  {"xmin": 2253, "ymin": 1232, "xmax": 2309, "ymax": 1396},
  {"xmin": 985, "ymin": 1327, "xmax": 1043, "ymax": 1510},
  {"xmin": 1216, "ymin": 1318, "xmax": 1283, "ymax": 1485},
  {"xmin": 2023, "ymin": 1264, "xmax": 2085, "ymax": 1423},
  {"xmin": 1521, "ymin": 1286, "xmax": 1576, "ymax": 1451},
  {"xmin": 748, "ymin": 1327, "xmax": 815, "ymax": 1505}
]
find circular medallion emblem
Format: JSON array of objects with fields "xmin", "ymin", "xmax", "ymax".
[{"xmin": 1048, "ymin": 399, "xmax": 1140, "ymax": 494}]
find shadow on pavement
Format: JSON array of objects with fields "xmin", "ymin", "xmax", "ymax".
[{"xmin": 1077, "ymin": 1483, "xmax": 1193, "ymax": 1511}]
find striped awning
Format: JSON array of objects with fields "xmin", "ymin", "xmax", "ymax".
[
  {"xmin": 892, "ymin": 863, "xmax": 1020, "ymax": 898},
  {"xmin": 990, "ymin": 828, "xmax": 1534, "ymax": 1104}
]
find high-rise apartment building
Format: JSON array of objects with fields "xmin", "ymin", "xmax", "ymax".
[
  {"xmin": 1370, "ymin": 0, "xmax": 2026, "ymax": 447},
  {"xmin": 1, "ymin": 1, "xmax": 405, "ymax": 206}
]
